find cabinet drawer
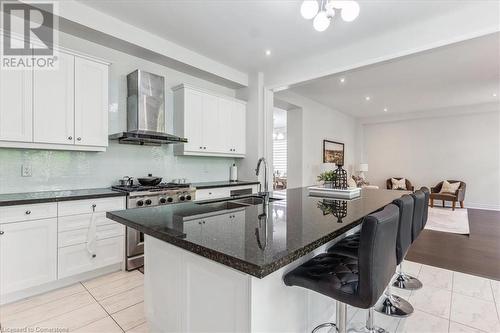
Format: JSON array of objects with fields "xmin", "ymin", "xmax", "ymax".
[
  {"xmin": 58, "ymin": 197, "xmax": 125, "ymax": 216},
  {"xmin": 0, "ymin": 203, "xmax": 57, "ymax": 224},
  {"xmin": 58, "ymin": 236, "xmax": 124, "ymax": 279},
  {"xmin": 195, "ymin": 188, "xmax": 231, "ymax": 201},
  {"xmin": 58, "ymin": 223, "xmax": 124, "ymax": 248},
  {"xmin": 58, "ymin": 212, "xmax": 117, "ymax": 232}
]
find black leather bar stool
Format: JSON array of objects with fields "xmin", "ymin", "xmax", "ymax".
[
  {"xmin": 374, "ymin": 194, "xmax": 415, "ymax": 317},
  {"xmin": 392, "ymin": 190, "xmax": 425, "ymax": 290},
  {"xmin": 329, "ymin": 195, "xmax": 415, "ymax": 318},
  {"xmin": 284, "ymin": 204, "xmax": 400, "ymax": 333}
]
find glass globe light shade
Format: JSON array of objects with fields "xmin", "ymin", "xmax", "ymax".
[
  {"xmin": 341, "ymin": 1, "xmax": 360, "ymax": 22},
  {"xmin": 313, "ymin": 11, "xmax": 330, "ymax": 32},
  {"xmin": 300, "ymin": 0, "xmax": 319, "ymax": 20}
]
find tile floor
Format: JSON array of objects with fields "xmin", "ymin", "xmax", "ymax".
[
  {"xmin": 347, "ymin": 261, "xmax": 500, "ymax": 333},
  {"xmin": 1, "ymin": 261, "xmax": 499, "ymax": 332},
  {"xmin": 0, "ymin": 270, "xmax": 147, "ymax": 333}
]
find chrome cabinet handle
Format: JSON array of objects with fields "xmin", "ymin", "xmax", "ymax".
[
  {"xmin": 199, "ymin": 146, "xmax": 203, "ymax": 149},
  {"xmin": 92, "ymin": 254, "xmax": 96, "ymax": 258},
  {"xmin": 25, "ymin": 210, "xmax": 31, "ymax": 215},
  {"xmin": 0, "ymin": 231, "xmax": 4, "ymax": 235},
  {"xmin": 68, "ymin": 136, "xmax": 73, "ymax": 140},
  {"xmin": 77, "ymin": 137, "xmax": 81, "ymax": 141}
]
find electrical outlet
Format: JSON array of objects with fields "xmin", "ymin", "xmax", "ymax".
[{"xmin": 21, "ymin": 164, "xmax": 32, "ymax": 177}]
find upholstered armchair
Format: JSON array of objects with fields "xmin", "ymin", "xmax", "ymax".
[
  {"xmin": 430, "ymin": 180, "xmax": 466, "ymax": 211},
  {"xmin": 386, "ymin": 178, "xmax": 414, "ymax": 191}
]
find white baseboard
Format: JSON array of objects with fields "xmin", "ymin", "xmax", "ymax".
[{"xmin": 0, "ymin": 263, "xmax": 122, "ymax": 305}]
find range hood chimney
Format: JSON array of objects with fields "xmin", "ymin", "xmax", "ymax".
[{"xmin": 109, "ymin": 70, "xmax": 187, "ymax": 146}]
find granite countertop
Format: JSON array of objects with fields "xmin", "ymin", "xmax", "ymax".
[
  {"xmin": 107, "ymin": 188, "xmax": 405, "ymax": 278},
  {"xmin": 192, "ymin": 180, "xmax": 260, "ymax": 189},
  {"xmin": 0, "ymin": 188, "xmax": 126, "ymax": 206}
]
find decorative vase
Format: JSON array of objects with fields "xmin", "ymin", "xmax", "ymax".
[{"xmin": 324, "ymin": 181, "xmax": 334, "ymax": 188}]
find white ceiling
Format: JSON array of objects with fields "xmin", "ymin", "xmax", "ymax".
[
  {"xmin": 76, "ymin": 0, "xmax": 474, "ymax": 73},
  {"xmin": 285, "ymin": 33, "xmax": 500, "ymax": 117}
]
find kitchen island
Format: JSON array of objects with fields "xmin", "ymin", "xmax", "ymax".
[{"xmin": 107, "ymin": 188, "xmax": 405, "ymax": 332}]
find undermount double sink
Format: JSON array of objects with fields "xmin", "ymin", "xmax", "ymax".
[{"xmin": 198, "ymin": 195, "xmax": 282, "ymax": 210}]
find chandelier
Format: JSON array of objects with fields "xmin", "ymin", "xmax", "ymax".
[{"xmin": 300, "ymin": 0, "xmax": 360, "ymax": 32}]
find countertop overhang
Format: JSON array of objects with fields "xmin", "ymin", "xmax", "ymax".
[{"xmin": 107, "ymin": 188, "xmax": 406, "ymax": 278}]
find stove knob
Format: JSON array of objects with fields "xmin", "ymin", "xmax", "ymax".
[
  {"xmin": 159, "ymin": 198, "xmax": 167, "ymax": 204},
  {"xmin": 167, "ymin": 197, "xmax": 174, "ymax": 203},
  {"xmin": 145, "ymin": 199, "xmax": 152, "ymax": 205},
  {"xmin": 137, "ymin": 200, "xmax": 144, "ymax": 207},
  {"xmin": 179, "ymin": 195, "xmax": 185, "ymax": 201},
  {"xmin": 186, "ymin": 195, "xmax": 192, "ymax": 201}
]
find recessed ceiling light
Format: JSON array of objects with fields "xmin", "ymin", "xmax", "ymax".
[
  {"xmin": 265, "ymin": 50, "xmax": 271, "ymax": 56},
  {"xmin": 365, "ymin": 96, "xmax": 371, "ymax": 101},
  {"xmin": 383, "ymin": 107, "xmax": 388, "ymax": 112},
  {"xmin": 339, "ymin": 77, "xmax": 346, "ymax": 84},
  {"xmin": 494, "ymin": 93, "xmax": 498, "ymax": 97}
]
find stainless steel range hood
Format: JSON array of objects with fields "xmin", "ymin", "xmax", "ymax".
[{"xmin": 109, "ymin": 70, "xmax": 187, "ymax": 146}]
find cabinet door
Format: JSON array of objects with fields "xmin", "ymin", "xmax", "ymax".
[
  {"xmin": 75, "ymin": 57, "xmax": 108, "ymax": 147},
  {"xmin": 33, "ymin": 51, "xmax": 74, "ymax": 144},
  {"xmin": 231, "ymin": 102, "xmax": 246, "ymax": 155},
  {"xmin": 58, "ymin": 236, "xmax": 124, "ymax": 279},
  {"xmin": 0, "ymin": 69, "xmax": 33, "ymax": 142},
  {"xmin": 201, "ymin": 93, "xmax": 221, "ymax": 152},
  {"xmin": 217, "ymin": 98, "xmax": 234, "ymax": 154},
  {"xmin": 0, "ymin": 218, "xmax": 57, "ymax": 295},
  {"xmin": 184, "ymin": 89, "xmax": 204, "ymax": 152}
]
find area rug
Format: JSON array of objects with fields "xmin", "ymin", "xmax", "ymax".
[{"xmin": 425, "ymin": 207, "xmax": 470, "ymax": 235}]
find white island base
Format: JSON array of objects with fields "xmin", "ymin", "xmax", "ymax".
[{"xmin": 144, "ymin": 235, "xmax": 347, "ymax": 333}]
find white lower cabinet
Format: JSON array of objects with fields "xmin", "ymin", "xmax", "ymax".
[
  {"xmin": 195, "ymin": 184, "xmax": 259, "ymax": 201},
  {"xmin": 0, "ymin": 218, "xmax": 57, "ymax": 295},
  {"xmin": 58, "ymin": 236, "xmax": 124, "ymax": 279},
  {"xmin": 0, "ymin": 197, "xmax": 126, "ymax": 300}
]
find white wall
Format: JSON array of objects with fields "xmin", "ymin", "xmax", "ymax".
[
  {"xmin": 363, "ymin": 111, "xmax": 500, "ymax": 210},
  {"xmin": 0, "ymin": 30, "xmax": 239, "ymax": 194},
  {"xmin": 275, "ymin": 91, "xmax": 359, "ymax": 187}
]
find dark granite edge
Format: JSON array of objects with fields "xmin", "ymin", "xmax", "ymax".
[
  {"xmin": 106, "ymin": 210, "xmax": 363, "ymax": 279},
  {"xmin": 0, "ymin": 189, "xmax": 127, "ymax": 207},
  {"xmin": 106, "ymin": 211, "xmax": 263, "ymax": 277},
  {"xmin": 193, "ymin": 181, "xmax": 260, "ymax": 189},
  {"xmin": 257, "ymin": 219, "xmax": 364, "ymax": 278}
]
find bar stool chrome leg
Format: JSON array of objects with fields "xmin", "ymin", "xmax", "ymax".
[
  {"xmin": 348, "ymin": 307, "xmax": 388, "ymax": 333},
  {"xmin": 311, "ymin": 301, "xmax": 347, "ymax": 333},
  {"xmin": 374, "ymin": 284, "xmax": 414, "ymax": 317},
  {"xmin": 392, "ymin": 263, "xmax": 422, "ymax": 290}
]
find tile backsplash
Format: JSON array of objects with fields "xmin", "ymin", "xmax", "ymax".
[{"xmin": 0, "ymin": 143, "xmax": 235, "ymax": 194}]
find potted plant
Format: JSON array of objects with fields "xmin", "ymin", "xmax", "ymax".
[{"xmin": 317, "ymin": 171, "xmax": 337, "ymax": 188}]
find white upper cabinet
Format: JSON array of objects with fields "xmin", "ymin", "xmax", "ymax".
[
  {"xmin": 34, "ymin": 51, "xmax": 75, "ymax": 145},
  {"xmin": 0, "ymin": 48, "xmax": 109, "ymax": 151},
  {"xmin": 230, "ymin": 101, "xmax": 246, "ymax": 155},
  {"xmin": 202, "ymin": 93, "xmax": 223, "ymax": 153},
  {"xmin": 173, "ymin": 84, "xmax": 246, "ymax": 158},
  {"xmin": 0, "ymin": 69, "xmax": 32, "ymax": 142},
  {"xmin": 183, "ymin": 89, "xmax": 204, "ymax": 152},
  {"xmin": 74, "ymin": 57, "xmax": 109, "ymax": 147}
]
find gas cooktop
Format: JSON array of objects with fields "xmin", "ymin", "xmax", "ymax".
[{"xmin": 112, "ymin": 182, "xmax": 191, "ymax": 193}]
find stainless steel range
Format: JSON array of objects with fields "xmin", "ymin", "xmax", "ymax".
[{"xmin": 112, "ymin": 182, "xmax": 196, "ymax": 270}]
